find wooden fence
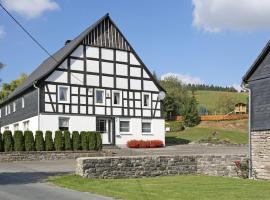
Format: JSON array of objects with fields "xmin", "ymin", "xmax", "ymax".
[{"xmin": 173, "ymin": 114, "xmax": 248, "ymax": 121}]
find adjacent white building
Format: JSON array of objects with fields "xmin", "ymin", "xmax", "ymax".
[{"xmin": 0, "ymin": 14, "xmax": 166, "ymax": 146}]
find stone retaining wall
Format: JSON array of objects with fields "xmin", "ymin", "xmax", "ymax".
[
  {"xmin": 76, "ymin": 154, "xmax": 247, "ymax": 179},
  {"xmin": 252, "ymin": 131, "xmax": 270, "ymax": 179},
  {"xmin": 0, "ymin": 151, "xmax": 111, "ymax": 162}
]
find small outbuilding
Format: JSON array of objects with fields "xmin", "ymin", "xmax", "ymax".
[
  {"xmin": 234, "ymin": 103, "xmax": 247, "ymax": 114},
  {"xmin": 243, "ymin": 40, "xmax": 270, "ymax": 179}
]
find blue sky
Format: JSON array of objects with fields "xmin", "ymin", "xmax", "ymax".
[{"xmin": 1, "ymin": 0, "xmax": 270, "ymax": 90}]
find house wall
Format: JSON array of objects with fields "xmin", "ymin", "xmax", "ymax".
[
  {"xmin": 0, "ymin": 89, "xmax": 38, "ymax": 129},
  {"xmin": 251, "ymin": 130, "xmax": 270, "ymax": 179}
]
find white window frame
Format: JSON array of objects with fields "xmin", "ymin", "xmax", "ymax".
[
  {"xmin": 58, "ymin": 85, "xmax": 70, "ymax": 103},
  {"xmin": 142, "ymin": 93, "xmax": 151, "ymax": 108},
  {"xmin": 0, "ymin": 109, "xmax": 1, "ymax": 118},
  {"xmin": 142, "ymin": 120, "xmax": 152, "ymax": 133},
  {"xmin": 8, "ymin": 105, "xmax": 11, "ymax": 115},
  {"xmin": 95, "ymin": 89, "xmax": 105, "ymax": 105},
  {"xmin": 23, "ymin": 120, "xmax": 30, "ymax": 131},
  {"xmin": 13, "ymin": 102, "xmax": 16, "ymax": 112},
  {"xmin": 112, "ymin": 90, "xmax": 122, "ymax": 106},
  {"xmin": 22, "ymin": 97, "xmax": 25, "ymax": 108},
  {"xmin": 119, "ymin": 120, "xmax": 130, "ymax": 133},
  {"xmin": 58, "ymin": 117, "xmax": 69, "ymax": 131}
]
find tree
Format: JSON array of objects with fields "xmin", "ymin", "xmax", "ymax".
[
  {"xmin": 182, "ymin": 95, "xmax": 200, "ymax": 127},
  {"xmin": 0, "ymin": 73, "xmax": 28, "ymax": 102},
  {"xmin": 215, "ymin": 93, "xmax": 237, "ymax": 114},
  {"xmin": 0, "ymin": 62, "xmax": 4, "ymax": 84},
  {"xmin": 152, "ymin": 70, "xmax": 159, "ymax": 81}
]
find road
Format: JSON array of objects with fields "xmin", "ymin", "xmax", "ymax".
[{"xmin": 0, "ymin": 160, "xmax": 113, "ymax": 200}]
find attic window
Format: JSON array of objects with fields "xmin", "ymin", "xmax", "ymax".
[{"xmin": 58, "ymin": 86, "xmax": 70, "ymax": 103}]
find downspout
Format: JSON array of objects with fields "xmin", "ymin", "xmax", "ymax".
[
  {"xmin": 241, "ymin": 82, "xmax": 252, "ymax": 179},
  {"xmin": 33, "ymin": 81, "xmax": 40, "ymax": 130}
]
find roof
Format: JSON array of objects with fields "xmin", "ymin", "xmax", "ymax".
[
  {"xmin": 1, "ymin": 14, "xmax": 165, "ymax": 106},
  {"xmin": 242, "ymin": 40, "xmax": 270, "ymax": 83}
]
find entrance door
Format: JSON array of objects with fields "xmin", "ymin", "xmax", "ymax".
[{"xmin": 96, "ymin": 118, "xmax": 114, "ymax": 145}]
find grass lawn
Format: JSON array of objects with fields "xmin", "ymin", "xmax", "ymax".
[
  {"xmin": 166, "ymin": 120, "xmax": 248, "ymax": 144},
  {"xmin": 49, "ymin": 175, "xmax": 270, "ymax": 200}
]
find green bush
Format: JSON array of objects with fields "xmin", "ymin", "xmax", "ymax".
[
  {"xmin": 45, "ymin": 131, "xmax": 54, "ymax": 151},
  {"xmin": 54, "ymin": 131, "xmax": 64, "ymax": 151},
  {"xmin": 166, "ymin": 121, "xmax": 185, "ymax": 132},
  {"xmin": 81, "ymin": 131, "xmax": 88, "ymax": 151},
  {"xmin": 95, "ymin": 132, "xmax": 102, "ymax": 151},
  {"xmin": 64, "ymin": 131, "xmax": 72, "ymax": 150},
  {"xmin": 0, "ymin": 132, "xmax": 3, "ymax": 152},
  {"xmin": 88, "ymin": 131, "xmax": 96, "ymax": 150},
  {"xmin": 72, "ymin": 131, "xmax": 81, "ymax": 151},
  {"xmin": 24, "ymin": 131, "xmax": 35, "ymax": 151},
  {"xmin": 14, "ymin": 130, "xmax": 24, "ymax": 151},
  {"xmin": 35, "ymin": 131, "xmax": 44, "ymax": 151},
  {"xmin": 3, "ymin": 130, "xmax": 13, "ymax": 152}
]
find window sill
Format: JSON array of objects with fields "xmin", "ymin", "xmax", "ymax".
[
  {"xmin": 120, "ymin": 132, "xmax": 132, "ymax": 135},
  {"xmin": 142, "ymin": 133, "xmax": 153, "ymax": 135}
]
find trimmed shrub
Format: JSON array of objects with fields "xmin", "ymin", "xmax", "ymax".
[
  {"xmin": 54, "ymin": 131, "xmax": 64, "ymax": 151},
  {"xmin": 14, "ymin": 130, "xmax": 24, "ymax": 151},
  {"xmin": 24, "ymin": 131, "xmax": 35, "ymax": 151},
  {"xmin": 127, "ymin": 140, "xmax": 164, "ymax": 148},
  {"xmin": 64, "ymin": 131, "xmax": 72, "ymax": 150},
  {"xmin": 81, "ymin": 131, "xmax": 88, "ymax": 151},
  {"xmin": 95, "ymin": 132, "xmax": 102, "ymax": 151},
  {"xmin": 45, "ymin": 131, "xmax": 54, "ymax": 151},
  {"xmin": 3, "ymin": 130, "xmax": 13, "ymax": 152},
  {"xmin": 35, "ymin": 131, "xmax": 45, "ymax": 151},
  {"xmin": 166, "ymin": 121, "xmax": 185, "ymax": 132},
  {"xmin": 88, "ymin": 131, "xmax": 96, "ymax": 150},
  {"xmin": 72, "ymin": 131, "xmax": 81, "ymax": 151},
  {"xmin": 0, "ymin": 132, "xmax": 3, "ymax": 152}
]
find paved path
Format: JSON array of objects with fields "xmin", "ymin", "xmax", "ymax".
[{"xmin": 0, "ymin": 160, "xmax": 113, "ymax": 200}]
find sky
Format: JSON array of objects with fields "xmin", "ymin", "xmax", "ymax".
[{"xmin": 1, "ymin": 0, "xmax": 270, "ymax": 91}]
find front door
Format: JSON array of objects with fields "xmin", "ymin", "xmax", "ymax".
[{"xmin": 96, "ymin": 118, "xmax": 114, "ymax": 145}]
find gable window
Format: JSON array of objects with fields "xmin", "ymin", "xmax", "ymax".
[
  {"xmin": 59, "ymin": 117, "xmax": 69, "ymax": 131},
  {"xmin": 13, "ymin": 102, "xmax": 16, "ymax": 112},
  {"xmin": 143, "ymin": 93, "xmax": 150, "ymax": 107},
  {"xmin": 120, "ymin": 121, "xmax": 130, "ymax": 132},
  {"xmin": 142, "ymin": 122, "xmax": 151, "ymax": 133},
  {"xmin": 113, "ymin": 91, "xmax": 121, "ymax": 106},
  {"xmin": 95, "ymin": 89, "xmax": 105, "ymax": 105},
  {"xmin": 22, "ymin": 97, "xmax": 25, "ymax": 108},
  {"xmin": 23, "ymin": 121, "xmax": 29, "ymax": 131},
  {"xmin": 58, "ymin": 86, "xmax": 69, "ymax": 103}
]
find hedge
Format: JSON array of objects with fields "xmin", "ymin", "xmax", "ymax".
[
  {"xmin": 72, "ymin": 131, "xmax": 81, "ymax": 151},
  {"xmin": 24, "ymin": 131, "xmax": 35, "ymax": 151},
  {"xmin": 96, "ymin": 132, "xmax": 102, "ymax": 151},
  {"xmin": 81, "ymin": 131, "xmax": 89, "ymax": 151},
  {"xmin": 54, "ymin": 131, "xmax": 64, "ymax": 151},
  {"xmin": 64, "ymin": 131, "xmax": 72, "ymax": 150},
  {"xmin": 35, "ymin": 131, "xmax": 45, "ymax": 151},
  {"xmin": 45, "ymin": 131, "xmax": 54, "ymax": 151},
  {"xmin": 14, "ymin": 130, "xmax": 24, "ymax": 151},
  {"xmin": 0, "ymin": 132, "xmax": 3, "ymax": 152},
  {"xmin": 88, "ymin": 132, "xmax": 96, "ymax": 150},
  {"xmin": 3, "ymin": 130, "xmax": 13, "ymax": 152}
]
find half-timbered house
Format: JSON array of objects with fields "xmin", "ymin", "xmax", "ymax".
[{"xmin": 0, "ymin": 14, "xmax": 166, "ymax": 145}]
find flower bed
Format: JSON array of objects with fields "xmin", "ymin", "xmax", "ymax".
[{"xmin": 127, "ymin": 140, "xmax": 164, "ymax": 148}]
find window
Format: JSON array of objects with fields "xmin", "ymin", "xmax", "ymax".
[
  {"xmin": 142, "ymin": 122, "xmax": 151, "ymax": 133},
  {"xmin": 59, "ymin": 117, "xmax": 69, "ymax": 131},
  {"xmin": 120, "ymin": 121, "xmax": 130, "ymax": 132},
  {"xmin": 143, "ymin": 94, "xmax": 150, "ymax": 107},
  {"xmin": 23, "ymin": 121, "xmax": 29, "ymax": 131},
  {"xmin": 13, "ymin": 123, "xmax": 19, "ymax": 131},
  {"xmin": 95, "ymin": 89, "xmax": 105, "ymax": 105},
  {"xmin": 58, "ymin": 86, "xmax": 69, "ymax": 103},
  {"xmin": 13, "ymin": 102, "xmax": 16, "ymax": 112},
  {"xmin": 5, "ymin": 106, "xmax": 7, "ymax": 115},
  {"xmin": 0, "ymin": 109, "xmax": 1, "ymax": 118},
  {"xmin": 4, "ymin": 126, "xmax": 9, "ymax": 130},
  {"xmin": 22, "ymin": 97, "xmax": 25, "ymax": 108},
  {"xmin": 113, "ymin": 91, "xmax": 121, "ymax": 105}
]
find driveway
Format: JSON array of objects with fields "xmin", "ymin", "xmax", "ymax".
[{"xmin": 0, "ymin": 160, "xmax": 112, "ymax": 200}]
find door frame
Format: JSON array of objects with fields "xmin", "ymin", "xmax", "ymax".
[{"xmin": 96, "ymin": 116, "xmax": 115, "ymax": 145}]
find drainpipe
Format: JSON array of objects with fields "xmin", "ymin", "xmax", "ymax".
[
  {"xmin": 241, "ymin": 83, "xmax": 252, "ymax": 179},
  {"xmin": 33, "ymin": 81, "xmax": 40, "ymax": 130}
]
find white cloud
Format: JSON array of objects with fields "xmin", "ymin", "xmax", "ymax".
[
  {"xmin": 2, "ymin": 0, "xmax": 59, "ymax": 19},
  {"xmin": 0, "ymin": 26, "xmax": 5, "ymax": 39},
  {"xmin": 192, "ymin": 0, "xmax": 270, "ymax": 32},
  {"xmin": 232, "ymin": 83, "xmax": 242, "ymax": 92},
  {"xmin": 161, "ymin": 73, "xmax": 205, "ymax": 85}
]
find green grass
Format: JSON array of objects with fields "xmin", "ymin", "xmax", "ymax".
[
  {"xmin": 193, "ymin": 90, "xmax": 248, "ymax": 113},
  {"xmin": 49, "ymin": 175, "xmax": 270, "ymax": 200},
  {"xmin": 166, "ymin": 120, "xmax": 248, "ymax": 144}
]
